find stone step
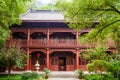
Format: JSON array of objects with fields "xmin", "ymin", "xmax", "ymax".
[
  {"xmin": 49, "ymin": 71, "xmax": 76, "ymax": 78},
  {"xmin": 48, "ymin": 77, "xmax": 79, "ymax": 80}
]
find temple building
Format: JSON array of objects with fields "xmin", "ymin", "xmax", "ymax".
[{"xmin": 5, "ymin": 10, "xmax": 115, "ymax": 71}]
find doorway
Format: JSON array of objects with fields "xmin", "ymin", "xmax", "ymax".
[{"xmin": 58, "ymin": 57, "xmax": 66, "ymax": 71}]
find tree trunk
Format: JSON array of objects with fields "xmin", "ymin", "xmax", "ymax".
[{"xmin": 7, "ymin": 66, "xmax": 11, "ymax": 80}]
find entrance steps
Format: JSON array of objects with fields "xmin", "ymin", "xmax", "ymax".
[
  {"xmin": 49, "ymin": 71, "xmax": 76, "ymax": 78},
  {"xmin": 48, "ymin": 71, "xmax": 79, "ymax": 80}
]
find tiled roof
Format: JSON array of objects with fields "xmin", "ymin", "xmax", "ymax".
[{"xmin": 20, "ymin": 9, "xmax": 64, "ymax": 21}]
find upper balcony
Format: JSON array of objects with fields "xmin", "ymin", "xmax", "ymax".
[
  {"xmin": 6, "ymin": 29, "xmax": 115, "ymax": 49},
  {"xmin": 30, "ymin": 39, "xmax": 77, "ymax": 48},
  {"xmin": 6, "ymin": 39, "xmax": 77, "ymax": 48},
  {"xmin": 6, "ymin": 31, "xmax": 79, "ymax": 48},
  {"xmin": 6, "ymin": 38, "xmax": 115, "ymax": 49}
]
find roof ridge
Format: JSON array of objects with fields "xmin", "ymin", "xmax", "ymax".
[{"xmin": 19, "ymin": 9, "xmax": 31, "ymax": 18}]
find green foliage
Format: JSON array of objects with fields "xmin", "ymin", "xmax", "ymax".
[
  {"xmin": 75, "ymin": 69, "xmax": 83, "ymax": 76},
  {"xmin": 21, "ymin": 72, "xmax": 41, "ymax": 80},
  {"xmin": 84, "ymin": 73, "xmax": 115, "ymax": 80},
  {"xmin": 110, "ymin": 60, "xmax": 120, "ymax": 79},
  {"xmin": 0, "ymin": 74, "xmax": 45, "ymax": 80},
  {"xmin": 80, "ymin": 49, "xmax": 93, "ymax": 61},
  {"xmin": 80, "ymin": 47, "xmax": 115, "ymax": 61},
  {"xmin": 0, "ymin": 45, "xmax": 28, "ymax": 68},
  {"xmin": 56, "ymin": 0, "xmax": 120, "ymax": 55},
  {"xmin": 0, "ymin": 75, "xmax": 21, "ymax": 80},
  {"xmin": 87, "ymin": 60, "xmax": 113, "ymax": 73},
  {"xmin": 43, "ymin": 68, "xmax": 51, "ymax": 79},
  {"xmin": 0, "ymin": 45, "xmax": 28, "ymax": 76},
  {"xmin": 75, "ymin": 69, "xmax": 84, "ymax": 79},
  {"xmin": 43, "ymin": 68, "xmax": 51, "ymax": 75},
  {"xmin": 0, "ymin": 0, "xmax": 31, "ymax": 45},
  {"xmin": 56, "ymin": 0, "xmax": 120, "ymax": 33},
  {"xmin": 0, "ymin": 48, "xmax": 7, "ymax": 67}
]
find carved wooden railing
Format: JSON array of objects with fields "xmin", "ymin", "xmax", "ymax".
[
  {"xmin": 6, "ymin": 39, "xmax": 115, "ymax": 48},
  {"xmin": 49, "ymin": 39, "xmax": 77, "ymax": 48},
  {"xmin": 29, "ymin": 39, "xmax": 77, "ymax": 48},
  {"xmin": 6, "ymin": 39, "xmax": 27, "ymax": 47},
  {"xmin": 29, "ymin": 39, "xmax": 47, "ymax": 48}
]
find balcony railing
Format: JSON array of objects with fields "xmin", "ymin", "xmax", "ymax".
[
  {"xmin": 6, "ymin": 39, "xmax": 115, "ymax": 48},
  {"xmin": 49, "ymin": 39, "xmax": 77, "ymax": 48},
  {"xmin": 29, "ymin": 39, "xmax": 47, "ymax": 48},
  {"xmin": 29, "ymin": 39, "xmax": 77, "ymax": 48},
  {"xmin": 6, "ymin": 39, "xmax": 27, "ymax": 47}
]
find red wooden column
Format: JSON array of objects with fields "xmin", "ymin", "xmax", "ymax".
[
  {"xmin": 76, "ymin": 31, "xmax": 79, "ymax": 46},
  {"xmin": 46, "ymin": 48, "xmax": 50, "ymax": 69},
  {"xmin": 27, "ymin": 29, "xmax": 30, "ymax": 46},
  {"xmin": 26, "ymin": 29, "xmax": 30, "ymax": 70},
  {"xmin": 46, "ymin": 29, "xmax": 50, "ymax": 69},
  {"xmin": 47, "ymin": 29, "xmax": 50, "ymax": 45},
  {"xmin": 76, "ymin": 49, "xmax": 79, "ymax": 69},
  {"xmin": 26, "ymin": 48, "xmax": 30, "ymax": 70}
]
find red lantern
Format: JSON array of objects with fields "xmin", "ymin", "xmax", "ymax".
[{"xmin": 37, "ymin": 53, "xmax": 40, "ymax": 58}]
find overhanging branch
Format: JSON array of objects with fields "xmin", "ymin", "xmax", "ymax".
[
  {"xmin": 107, "ymin": 3, "xmax": 120, "ymax": 14},
  {"xmin": 93, "ymin": 20, "xmax": 120, "ymax": 37},
  {"xmin": 88, "ymin": 4, "xmax": 120, "ymax": 14}
]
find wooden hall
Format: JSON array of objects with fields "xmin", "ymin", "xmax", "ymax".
[{"xmin": 5, "ymin": 10, "xmax": 115, "ymax": 71}]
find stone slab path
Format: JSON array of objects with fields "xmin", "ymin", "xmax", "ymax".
[
  {"xmin": 48, "ymin": 71, "xmax": 79, "ymax": 80},
  {"xmin": 48, "ymin": 78, "xmax": 79, "ymax": 80}
]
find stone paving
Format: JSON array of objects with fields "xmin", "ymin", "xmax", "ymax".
[
  {"xmin": 48, "ymin": 77, "xmax": 79, "ymax": 80},
  {"xmin": 48, "ymin": 71, "xmax": 80, "ymax": 80},
  {"xmin": 0, "ymin": 71, "xmax": 88, "ymax": 80}
]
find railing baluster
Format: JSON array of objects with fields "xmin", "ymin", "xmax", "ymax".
[{"xmin": 6, "ymin": 39, "xmax": 115, "ymax": 48}]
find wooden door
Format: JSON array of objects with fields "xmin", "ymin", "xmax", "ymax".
[
  {"xmin": 58, "ymin": 57, "xmax": 66, "ymax": 71},
  {"xmin": 50, "ymin": 56, "xmax": 58, "ymax": 71},
  {"xmin": 66, "ymin": 56, "xmax": 75, "ymax": 71}
]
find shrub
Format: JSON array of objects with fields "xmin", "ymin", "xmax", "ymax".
[
  {"xmin": 43, "ymin": 68, "xmax": 51, "ymax": 79},
  {"xmin": 84, "ymin": 74, "xmax": 99, "ymax": 80},
  {"xmin": 84, "ymin": 73, "xmax": 115, "ymax": 80},
  {"xmin": 75, "ymin": 69, "xmax": 84, "ymax": 79},
  {"xmin": 110, "ymin": 60, "xmax": 120, "ymax": 79},
  {"xmin": 43, "ymin": 68, "xmax": 51, "ymax": 75},
  {"xmin": 21, "ymin": 72, "xmax": 39, "ymax": 80},
  {"xmin": 34, "ymin": 74, "xmax": 45, "ymax": 80},
  {"xmin": 102, "ymin": 73, "xmax": 114, "ymax": 80},
  {"xmin": 87, "ymin": 60, "xmax": 113, "ymax": 73}
]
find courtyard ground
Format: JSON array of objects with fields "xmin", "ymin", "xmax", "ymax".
[{"xmin": 0, "ymin": 71, "xmax": 89, "ymax": 80}]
